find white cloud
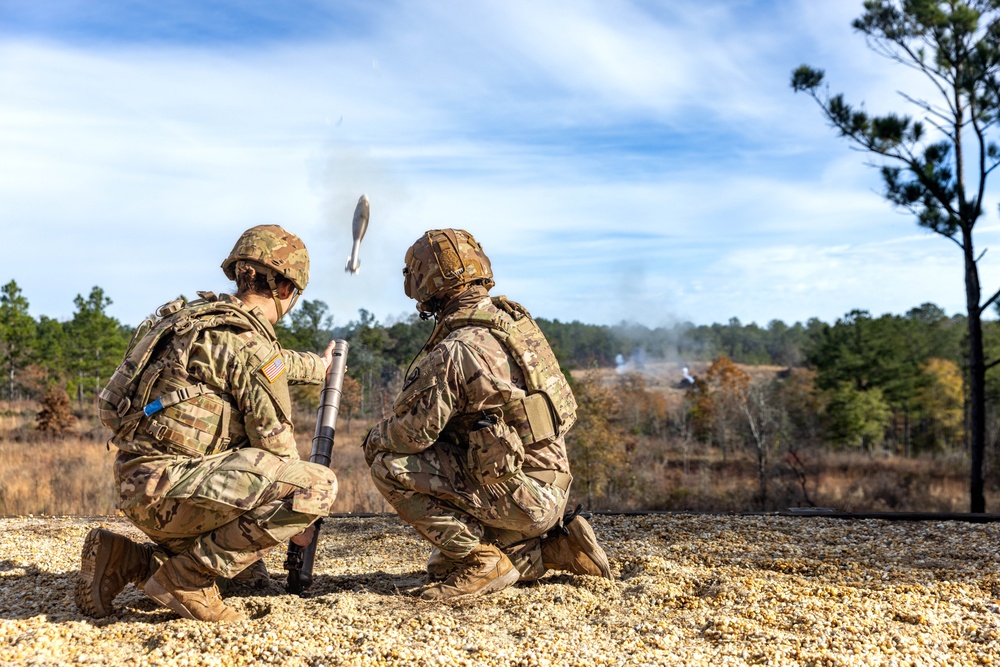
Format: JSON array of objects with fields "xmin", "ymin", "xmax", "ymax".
[
  {"xmin": 521, "ymin": 233, "xmax": 980, "ymax": 328},
  {"xmin": 4, "ymin": 0, "xmax": 1000, "ymax": 332}
]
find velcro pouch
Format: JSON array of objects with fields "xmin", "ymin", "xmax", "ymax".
[
  {"xmin": 279, "ymin": 461, "xmax": 337, "ymax": 516},
  {"xmin": 467, "ymin": 415, "xmax": 525, "ymax": 486}
]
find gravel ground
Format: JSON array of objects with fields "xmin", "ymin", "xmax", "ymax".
[{"xmin": 1, "ymin": 513, "xmax": 999, "ymax": 666}]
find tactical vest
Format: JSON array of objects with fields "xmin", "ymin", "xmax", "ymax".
[
  {"xmin": 98, "ymin": 291, "xmax": 272, "ymax": 458},
  {"xmin": 426, "ymin": 296, "xmax": 577, "ymax": 445}
]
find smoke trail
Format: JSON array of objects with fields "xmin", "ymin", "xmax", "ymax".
[{"xmin": 310, "ymin": 138, "xmax": 413, "ymax": 319}]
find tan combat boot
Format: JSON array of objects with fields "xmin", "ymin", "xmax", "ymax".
[
  {"xmin": 419, "ymin": 543, "xmax": 520, "ymax": 600},
  {"xmin": 426, "ymin": 548, "xmax": 461, "ymax": 583},
  {"xmin": 542, "ymin": 515, "xmax": 613, "ymax": 579},
  {"xmin": 225, "ymin": 559, "xmax": 271, "ymax": 590},
  {"xmin": 75, "ymin": 527, "xmax": 156, "ymax": 618},
  {"xmin": 144, "ymin": 553, "xmax": 246, "ymax": 622}
]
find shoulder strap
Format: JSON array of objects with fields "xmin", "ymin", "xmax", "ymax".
[
  {"xmin": 433, "ymin": 297, "xmax": 577, "ymax": 436},
  {"xmin": 438, "ymin": 296, "xmax": 519, "ymax": 337},
  {"xmin": 103, "ymin": 293, "xmax": 260, "ymax": 441}
]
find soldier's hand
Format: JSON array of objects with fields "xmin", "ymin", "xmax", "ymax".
[
  {"xmin": 290, "ymin": 523, "xmax": 317, "ymax": 547},
  {"xmin": 320, "ymin": 340, "xmax": 337, "ymax": 374}
]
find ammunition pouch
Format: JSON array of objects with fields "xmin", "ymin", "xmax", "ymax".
[
  {"xmin": 467, "ymin": 414, "xmax": 525, "ymax": 486},
  {"xmin": 500, "ymin": 392, "xmax": 556, "ymax": 445},
  {"xmin": 140, "ymin": 390, "xmax": 235, "ymax": 459},
  {"xmin": 113, "ymin": 382, "xmax": 236, "ymax": 458},
  {"xmin": 523, "ymin": 468, "xmax": 572, "ymax": 493}
]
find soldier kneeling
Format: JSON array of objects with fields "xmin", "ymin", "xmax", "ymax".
[
  {"xmin": 76, "ymin": 225, "xmax": 338, "ymax": 622},
  {"xmin": 363, "ymin": 229, "xmax": 613, "ymax": 600}
]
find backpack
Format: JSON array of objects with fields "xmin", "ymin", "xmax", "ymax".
[{"xmin": 97, "ymin": 292, "xmax": 264, "ymax": 443}]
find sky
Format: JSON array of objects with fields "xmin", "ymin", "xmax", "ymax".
[{"xmin": 3, "ymin": 0, "xmax": 1000, "ymax": 330}]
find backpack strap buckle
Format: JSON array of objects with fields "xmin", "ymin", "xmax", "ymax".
[
  {"xmin": 173, "ymin": 317, "xmax": 195, "ymax": 336},
  {"xmin": 116, "ymin": 397, "xmax": 132, "ymax": 417}
]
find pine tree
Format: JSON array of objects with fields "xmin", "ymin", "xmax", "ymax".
[
  {"xmin": 792, "ymin": 1, "xmax": 1000, "ymax": 511},
  {"xmin": 64, "ymin": 287, "xmax": 128, "ymax": 407},
  {"xmin": 0, "ymin": 280, "xmax": 36, "ymax": 399}
]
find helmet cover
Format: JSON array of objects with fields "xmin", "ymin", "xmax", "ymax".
[
  {"xmin": 222, "ymin": 224, "xmax": 310, "ymax": 291},
  {"xmin": 403, "ymin": 229, "xmax": 494, "ymax": 308}
]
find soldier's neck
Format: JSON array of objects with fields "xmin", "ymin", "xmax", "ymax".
[
  {"xmin": 436, "ymin": 285, "xmax": 491, "ymax": 320},
  {"xmin": 238, "ymin": 293, "xmax": 282, "ymax": 324}
]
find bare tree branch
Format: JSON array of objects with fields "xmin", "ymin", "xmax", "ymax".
[
  {"xmin": 897, "ymin": 90, "xmax": 955, "ymax": 125},
  {"xmin": 980, "ymin": 285, "xmax": 1000, "ymax": 315}
]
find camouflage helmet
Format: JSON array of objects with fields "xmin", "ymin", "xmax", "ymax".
[
  {"xmin": 403, "ymin": 229, "xmax": 494, "ymax": 309},
  {"xmin": 221, "ymin": 224, "xmax": 310, "ymax": 291}
]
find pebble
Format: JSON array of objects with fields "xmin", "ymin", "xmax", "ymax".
[{"xmin": 1, "ymin": 514, "xmax": 999, "ymax": 665}]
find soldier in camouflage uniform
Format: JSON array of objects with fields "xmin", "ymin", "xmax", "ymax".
[
  {"xmin": 75, "ymin": 225, "xmax": 338, "ymax": 622},
  {"xmin": 363, "ymin": 229, "xmax": 612, "ymax": 600}
]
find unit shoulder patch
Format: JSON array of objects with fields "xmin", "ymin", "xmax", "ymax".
[{"xmin": 402, "ymin": 366, "xmax": 420, "ymax": 391}]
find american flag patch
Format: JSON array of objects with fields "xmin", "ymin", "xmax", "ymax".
[{"xmin": 260, "ymin": 354, "xmax": 286, "ymax": 383}]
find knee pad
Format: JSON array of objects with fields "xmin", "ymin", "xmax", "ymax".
[{"xmin": 277, "ymin": 461, "xmax": 337, "ymax": 516}]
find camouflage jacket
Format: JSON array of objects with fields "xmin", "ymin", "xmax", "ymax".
[
  {"xmin": 366, "ymin": 295, "xmax": 571, "ymax": 474},
  {"xmin": 115, "ymin": 294, "xmax": 325, "ymax": 461}
]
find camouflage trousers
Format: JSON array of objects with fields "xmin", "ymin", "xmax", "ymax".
[
  {"xmin": 370, "ymin": 442, "xmax": 569, "ymax": 579},
  {"xmin": 114, "ymin": 448, "xmax": 338, "ymax": 578}
]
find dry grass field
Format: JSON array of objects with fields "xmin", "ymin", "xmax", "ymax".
[
  {"xmin": 568, "ymin": 360, "xmax": 999, "ymax": 514},
  {"xmin": 0, "ymin": 384, "xmax": 994, "ymax": 517},
  {"xmin": 0, "ymin": 400, "xmax": 388, "ymax": 517}
]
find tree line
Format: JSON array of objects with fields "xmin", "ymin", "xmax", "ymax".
[
  {"xmin": 2, "ymin": 279, "xmax": 992, "ymax": 448},
  {"xmin": 0, "ymin": 282, "xmax": 130, "ymax": 407}
]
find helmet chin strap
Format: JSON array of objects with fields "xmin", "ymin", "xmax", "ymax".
[
  {"xmin": 287, "ymin": 289, "xmax": 302, "ymax": 313},
  {"xmin": 266, "ymin": 272, "xmax": 285, "ymax": 321}
]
